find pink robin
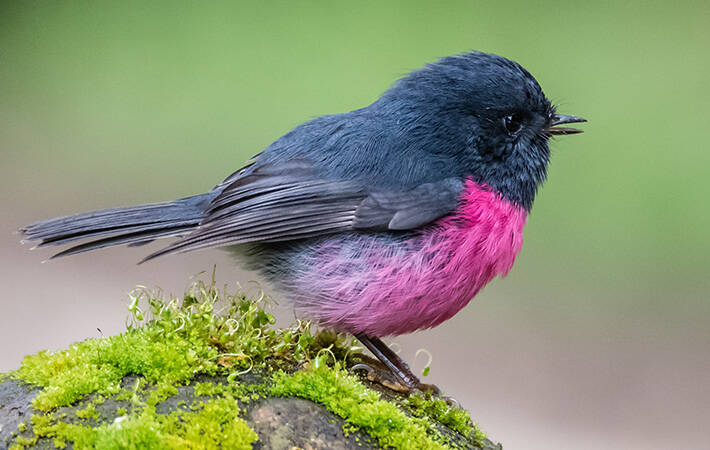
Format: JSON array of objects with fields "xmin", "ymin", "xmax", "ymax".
[{"xmin": 21, "ymin": 51, "xmax": 585, "ymax": 394}]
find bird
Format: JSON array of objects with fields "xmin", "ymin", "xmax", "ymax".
[{"xmin": 20, "ymin": 51, "xmax": 585, "ymax": 394}]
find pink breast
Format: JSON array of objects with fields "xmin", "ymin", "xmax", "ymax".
[{"xmin": 287, "ymin": 179, "xmax": 527, "ymax": 337}]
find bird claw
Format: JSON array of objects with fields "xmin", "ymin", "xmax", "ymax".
[
  {"xmin": 351, "ymin": 336, "xmax": 462, "ymax": 408},
  {"xmin": 351, "ymin": 361, "xmax": 411, "ymax": 393},
  {"xmin": 412, "ymin": 382, "xmax": 441, "ymax": 397},
  {"xmin": 350, "ymin": 363, "xmax": 375, "ymax": 377},
  {"xmin": 412, "ymin": 385, "xmax": 460, "ymax": 408},
  {"xmin": 441, "ymin": 395, "xmax": 460, "ymax": 408},
  {"xmin": 351, "ymin": 358, "xmax": 454, "ymax": 402}
]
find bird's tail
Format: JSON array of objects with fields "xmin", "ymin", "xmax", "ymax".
[{"xmin": 20, "ymin": 192, "xmax": 217, "ymax": 261}]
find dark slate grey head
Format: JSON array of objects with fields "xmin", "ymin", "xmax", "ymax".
[{"xmin": 376, "ymin": 51, "xmax": 585, "ymax": 210}]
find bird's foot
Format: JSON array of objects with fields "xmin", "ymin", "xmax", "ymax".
[
  {"xmin": 351, "ymin": 354, "xmax": 450, "ymax": 400},
  {"xmin": 353, "ymin": 335, "xmax": 460, "ymax": 406},
  {"xmin": 351, "ymin": 355, "xmax": 417, "ymax": 393}
]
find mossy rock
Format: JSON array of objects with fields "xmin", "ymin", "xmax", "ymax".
[{"xmin": 0, "ymin": 278, "xmax": 502, "ymax": 450}]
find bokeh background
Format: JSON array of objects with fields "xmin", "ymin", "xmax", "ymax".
[{"xmin": 1, "ymin": 2, "xmax": 708, "ymax": 449}]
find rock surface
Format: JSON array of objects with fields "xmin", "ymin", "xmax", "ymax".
[
  {"xmin": 0, "ymin": 374, "xmax": 501, "ymax": 450},
  {"xmin": 248, "ymin": 397, "xmax": 376, "ymax": 449},
  {"xmin": 0, "ymin": 379, "xmax": 38, "ymax": 447}
]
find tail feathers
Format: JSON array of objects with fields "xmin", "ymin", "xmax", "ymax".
[
  {"xmin": 51, "ymin": 224, "xmax": 197, "ymax": 259},
  {"xmin": 21, "ymin": 192, "xmax": 217, "ymax": 260}
]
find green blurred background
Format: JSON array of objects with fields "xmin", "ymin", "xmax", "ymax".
[{"xmin": 1, "ymin": 2, "xmax": 708, "ymax": 449}]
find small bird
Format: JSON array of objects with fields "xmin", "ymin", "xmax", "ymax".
[{"xmin": 21, "ymin": 51, "xmax": 585, "ymax": 394}]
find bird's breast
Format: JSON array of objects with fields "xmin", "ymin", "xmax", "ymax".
[{"xmin": 287, "ymin": 179, "xmax": 527, "ymax": 336}]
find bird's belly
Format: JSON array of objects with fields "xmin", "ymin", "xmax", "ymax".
[{"xmin": 283, "ymin": 181, "xmax": 527, "ymax": 336}]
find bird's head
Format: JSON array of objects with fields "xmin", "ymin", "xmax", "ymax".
[{"xmin": 379, "ymin": 51, "xmax": 586, "ymax": 211}]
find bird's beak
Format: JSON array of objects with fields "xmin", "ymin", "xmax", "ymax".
[{"xmin": 548, "ymin": 114, "xmax": 587, "ymax": 135}]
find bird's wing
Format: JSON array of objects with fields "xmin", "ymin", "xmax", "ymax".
[
  {"xmin": 141, "ymin": 160, "xmax": 463, "ymax": 262},
  {"xmin": 353, "ymin": 177, "xmax": 463, "ymax": 230}
]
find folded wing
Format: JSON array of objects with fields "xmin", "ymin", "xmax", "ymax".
[{"xmin": 140, "ymin": 161, "xmax": 463, "ymax": 262}]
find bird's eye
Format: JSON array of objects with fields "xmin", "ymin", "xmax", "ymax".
[{"xmin": 502, "ymin": 114, "xmax": 523, "ymax": 135}]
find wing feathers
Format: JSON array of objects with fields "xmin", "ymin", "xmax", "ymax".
[
  {"xmin": 353, "ymin": 179, "xmax": 463, "ymax": 230},
  {"xmin": 142, "ymin": 167, "xmax": 463, "ymax": 261},
  {"xmin": 141, "ymin": 167, "xmax": 367, "ymax": 260}
]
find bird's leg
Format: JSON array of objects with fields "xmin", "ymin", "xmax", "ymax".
[{"xmin": 354, "ymin": 334, "xmax": 441, "ymax": 396}]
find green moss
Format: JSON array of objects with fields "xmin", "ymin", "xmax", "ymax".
[
  {"xmin": 79, "ymin": 397, "xmax": 256, "ymax": 449},
  {"xmin": 13, "ymin": 397, "xmax": 256, "ymax": 450},
  {"xmin": 146, "ymin": 382, "xmax": 179, "ymax": 407},
  {"xmin": 10, "ymin": 435, "xmax": 36, "ymax": 449},
  {"xmin": 75, "ymin": 403, "xmax": 100, "ymax": 421},
  {"xmin": 407, "ymin": 394, "xmax": 488, "ymax": 446},
  {"xmin": 193, "ymin": 381, "xmax": 224, "ymax": 398},
  {"xmin": 272, "ymin": 362, "xmax": 448, "ymax": 449},
  {"xmin": 12, "ymin": 306, "xmax": 221, "ymax": 411},
  {"xmin": 11, "ymin": 278, "xmax": 325, "ymax": 412},
  {"xmin": 6, "ymin": 275, "xmax": 490, "ymax": 449}
]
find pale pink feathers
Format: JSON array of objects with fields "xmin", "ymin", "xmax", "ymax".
[{"xmin": 284, "ymin": 179, "xmax": 527, "ymax": 336}]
